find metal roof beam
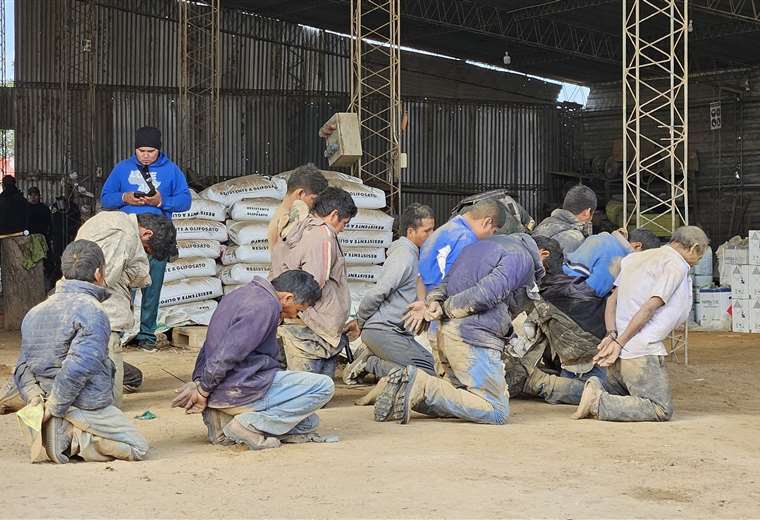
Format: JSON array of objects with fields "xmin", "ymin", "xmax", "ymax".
[{"xmin": 691, "ymin": 0, "xmax": 760, "ymax": 23}]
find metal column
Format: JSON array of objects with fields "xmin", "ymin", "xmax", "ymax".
[
  {"xmin": 349, "ymin": 0, "xmax": 402, "ymax": 215},
  {"xmin": 623, "ymin": 0, "xmax": 690, "ymax": 362},
  {"xmin": 0, "ymin": 0, "xmax": 7, "ymax": 177},
  {"xmin": 179, "ymin": 0, "xmax": 221, "ymax": 183}
]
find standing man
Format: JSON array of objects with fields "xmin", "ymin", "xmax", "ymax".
[
  {"xmin": 345, "ymin": 203, "xmax": 437, "ymax": 384},
  {"xmin": 573, "ymin": 226, "xmax": 709, "ymax": 422},
  {"xmin": 268, "ymin": 163, "xmax": 328, "ymax": 273},
  {"xmin": 533, "ymin": 185, "xmax": 597, "ymax": 254},
  {"xmin": 272, "ymin": 187, "xmax": 357, "ymax": 378},
  {"xmin": 100, "ymin": 126, "xmax": 191, "ymax": 350},
  {"xmin": 0, "ymin": 175, "xmax": 28, "ymax": 235},
  {"xmin": 26, "ymin": 187, "xmax": 52, "ymax": 239},
  {"xmin": 172, "ymin": 270, "xmax": 336, "ymax": 450}
]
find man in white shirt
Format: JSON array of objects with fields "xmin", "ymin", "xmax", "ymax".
[{"xmin": 573, "ymin": 226, "xmax": 709, "ymax": 422}]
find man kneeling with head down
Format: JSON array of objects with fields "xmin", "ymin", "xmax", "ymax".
[
  {"xmin": 14, "ymin": 240, "xmax": 149, "ymax": 463},
  {"xmin": 172, "ymin": 270, "xmax": 337, "ymax": 450}
]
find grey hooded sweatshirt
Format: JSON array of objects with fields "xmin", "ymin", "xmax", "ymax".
[
  {"xmin": 356, "ymin": 236, "xmax": 419, "ymax": 333},
  {"xmin": 532, "ymin": 208, "xmax": 587, "ymax": 254}
]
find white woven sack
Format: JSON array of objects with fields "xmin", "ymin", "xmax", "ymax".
[
  {"xmin": 164, "ymin": 257, "xmax": 218, "ymax": 283},
  {"xmin": 338, "ymin": 230, "xmax": 393, "ymax": 248},
  {"xmin": 173, "ymin": 198, "xmax": 226, "ymax": 222},
  {"xmin": 221, "ymin": 242, "xmax": 270, "ymax": 265},
  {"xmin": 273, "ymin": 169, "xmax": 385, "ymax": 209},
  {"xmin": 218, "ymin": 263, "xmax": 271, "ymax": 285},
  {"xmin": 229, "ymin": 197, "xmax": 281, "ymax": 222},
  {"xmin": 344, "ymin": 247, "xmax": 385, "ymax": 266},
  {"xmin": 227, "ymin": 221, "xmax": 269, "ymax": 246},
  {"xmin": 199, "ymin": 175, "xmax": 286, "ymax": 207},
  {"xmin": 274, "ymin": 169, "xmax": 363, "ymax": 185},
  {"xmin": 159, "ymin": 276, "xmax": 223, "ymax": 308},
  {"xmin": 176, "ymin": 239, "xmax": 222, "ymax": 259},
  {"xmin": 348, "ymin": 281, "xmax": 375, "ymax": 319},
  {"xmin": 344, "ymin": 208, "xmax": 394, "ymax": 232},
  {"xmin": 158, "ymin": 299, "xmax": 218, "ymax": 328},
  {"xmin": 346, "ymin": 265, "xmax": 383, "ymax": 284},
  {"xmin": 174, "ymin": 219, "xmax": 228, "ymax": 242}
]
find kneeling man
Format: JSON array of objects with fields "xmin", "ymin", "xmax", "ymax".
[{"xmin": 172, "ymin": 270, "xmax": 336, "ymax": 450}]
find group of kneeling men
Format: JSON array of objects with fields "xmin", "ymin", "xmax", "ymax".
[{"xmin": 4, "ymin": 164, "xmax": 709, "ymax": 463}]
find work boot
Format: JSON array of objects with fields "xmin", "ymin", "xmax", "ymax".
[
  {"xmin": 202, "ymin": 408, "xmax": 234, "ymax": 445},
  {"xmin": 0, "ymin": 379, "xmax": 24, "ymax": 415},
  {"xmin": 222, "ymin": 418, "xmax": 281, "ymax": 451},
  {"xmin": 342, "ymin": 344, "xmax": 372, "ymax": 385},
  {"xmin": 373, "ymin": 366, "xmax": 420, "ymax": 424},
  {"xmin": 354, "ymin": 378, "xmax": 388, "ymax": 406},
  {"xmin": 572, "ymin": 376, "xmax": 604, "ymax": 420},
  {"xmin": 42, "ymin": 416, "xmax": 73, "ymax": 464}
]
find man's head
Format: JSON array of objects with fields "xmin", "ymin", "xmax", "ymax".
[
  {"xmin": 462, "ymin": 199, "xmax": 507, "ymax": 239},
  {"xmin": 27, "ymin": 187, "xmax": 41, "ymax": 205},
  {"xmin": 135, "ymin": 213, "xmax": 178, "ymax": 261},
  {"xmin": 533, "ymin": 235, "xmax": 564, "ymax": 275},
  {"xmin": 1, "ymin": 175, "xmax": 17, "ymax": 191},
  {"xmin": 563, "ymin": 185, "xmax": 597, "ymax": 223},
  {"xmin": 398, "ymin": 203, "xmax": 435, "ymax": 248},
  {"xmin": 270, "ymin": 270, "xmax": 323, "ymax": 319},
  {"xmin": 628, "ymin": 228, "xmax": 660, "ymax": 252},
  {"xmin": 286, "ymin": 163, "xmax": 328, "ymax": 209},
  {"xmin": 670, "ymin": 226, "xmax": 710, "ymax": 267},
  {"xmin": 313, "ymin": 187, "xmax": 358, "ymax": 234},
  {"xmin": 61, "ymin": 239, "xmax": 106, "ymax": 286},
  {"xmin": 135, "ymin": 126, "xmax": 161, "ymax": 166}
]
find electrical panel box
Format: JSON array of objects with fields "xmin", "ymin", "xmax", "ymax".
[{"xmin": 323, "ymin": 113, "xmax": 362, "ymax": 168}]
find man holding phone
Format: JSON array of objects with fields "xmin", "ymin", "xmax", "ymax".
[{"xmin": 100, "ymin": 126, "xmax": 191, "ymax": 350}]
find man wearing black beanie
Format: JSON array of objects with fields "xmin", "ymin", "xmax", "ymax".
[{"xmin": 100, "ymin": 126, "xmax": 191, "ymax": 351}]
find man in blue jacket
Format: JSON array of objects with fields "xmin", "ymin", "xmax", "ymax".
[
  {"xmin": 563, "ymin": 228, "xmax": 660, "ymax": 297},
  {"xmin": 100, "ymin": 126, "xmax": 191, "ymax": 349},
  {"xmin": 374, "ymin": 234, "xmax": 544, "ymax": 425},
  {"xmin": 14, "ymin": 240, "xmax": 149, "ymax": 463},
  {"xmin": 172, "ymin": 270, "xmax": 337, "ymax": 450}
]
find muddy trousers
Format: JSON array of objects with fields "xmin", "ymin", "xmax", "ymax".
[
  {"xmin": 596, "ymin": 355, "xmax": 673, "ymax": 422},
  {"xmin": 204, "ymin": 370, "xmax": 335, "ymax": 443},
  {"xmin": 279, "ymin": 324, "xmax": 341, "ymax": 378},
  {"xmin": 523, "ymin": 366, "xmax": 607, "ymax": 405},
  {"xmin": 60, "ymin": 405, "xmax": 149, "ymax": 462},
  {"xmin": 108, "ymin": 333, "xmax": 124, "ymax": 408},
  {"xmin": 409, "ymin": 335, "xmax": 509, "ymax": 425},
  {"xmin": 361, "ymin": 328, "xmax": 435, "ymax": 378}
]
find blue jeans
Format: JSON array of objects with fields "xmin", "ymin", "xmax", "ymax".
[
  {"xmin": 136, "ymin": 256, "xmax": 166, "ymax": 344},
  {"xmin": 218, "ymin": 370, "xmax": 335, "ymax": 436}
]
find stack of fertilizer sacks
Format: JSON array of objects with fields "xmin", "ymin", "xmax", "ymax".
[{"xmin": 159, "ymin": 170, "xmax": 390, "ymax": 331}]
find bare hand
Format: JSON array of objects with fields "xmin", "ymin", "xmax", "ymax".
[
  {"xmin": 185, "ymin": 389, "xmax": 208, "ymax": 414},
  {"xmin": 171, "ymin": 382, "xmax": 198, "ymax": 409},
  {"xmin": 144, "ymin": 191, "xmax": 162, "ymax": 207},
  {"xmin": 319, "ymin": 122, "xmax": 337, "ymax": 139},
  {"xmin": 403, "ymin": 301, "xmax": 427, "ymax": 334},
  {"xmin": 424, "ymin": 301, "xmax": 444, "ymax": 321},
  {"xmin": 593, "ymin": 336, "xmax": 622, "ymax": 367},
  {"xmin": 344, "ymin": 320, "xmax": 361, "ymax": 342},
  {"xmin": 123, "ymin": 192, "xmax": 146, "ymax": 206}
]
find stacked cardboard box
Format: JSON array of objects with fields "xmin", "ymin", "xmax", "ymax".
[{"xmin": 728, "ymin": 231, "xmax": 760, "ymax": 333}]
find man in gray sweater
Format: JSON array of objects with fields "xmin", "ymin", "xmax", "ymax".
[
  {"xmin": 344, "ymin": 204, "xmax": 436, "ymax": 385},
  {"xmin": 533, "ymin": 185, "xmax": 597, "ymax": 254}
]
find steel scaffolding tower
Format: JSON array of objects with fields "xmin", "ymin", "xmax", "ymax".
[
  {"xmin": 349, "ymin": 0, "xmax": 402, "ymax": 215},
  {"xmin": 179, "ymin": 0, "xmax": 221, "ymax": 182},
  {"xmin": 623, "ymin": 0, "xmax": 690, "ymax": 361}
]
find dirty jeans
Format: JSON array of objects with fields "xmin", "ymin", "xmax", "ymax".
[
  {"xmin": 210, "ymin": 370, "xmax": 335, "ymax": 439},
  {"xmin": 63, "ymin": 405, "xmax": 149, "ymax": 461},
  {"xmin": 279, "ymin": 324, "xmax": 342, "ymax": 378},
  {"xmin": 361, "ymin": 328, "xmax": 435, "ymax": 378},
  {"xmin": 523, "ymin": 366, "xmax": 606, "ymax": 405},
  {"xmin": 410, "ymin": 334, "xmax": 509, "ymax": 425},
  {"xmin": 108, "ymin": 332, "xmax": 124, "ymax": 408},
  {"xmin": 597, "ymin": 355, "xmax": 673, "ymax": 422},
  {"xmin": 136, "ymin": 256, "xmax": 166, "ymax": 345},
  {"xmin": 428, "ymin": 323, "xmax": 446, "ymax": 377}
]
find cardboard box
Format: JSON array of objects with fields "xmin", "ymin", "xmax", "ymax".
[
  {"xmin": 731, "ymin": 265, "xmax": 751, "ymax": 299},
  {"xmin": 323, "ymin": 113, "xmax": 362, "ymax": 168},
  {"xmin": 750, "ymin": 230, "xmax": 760, "ymax": 265},
  {"xmin": 748, "ymin": 265, "xmax": 760, "ymax": 298},
  {"xmin": 732, "ymin": 299, "xmax": 751, "ymax": 333},
  {"xmin": 750, "ymin": 298, "xmax": 760, "ymax": 333},
  {"xmin": 696, "ymin": 288, "xmax": 731, "ymax": 331}
]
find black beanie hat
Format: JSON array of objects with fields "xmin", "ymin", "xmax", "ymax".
[{"xmin": 135, "ymin": 126, "xmax": 162, "ymax": 150}]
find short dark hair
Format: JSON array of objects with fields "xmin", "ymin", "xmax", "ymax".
[
  {"xmin": 28, "ymin": 186, "xmax": 41, "ymax": 197},
  {"xmin": 533, "ymin": 235, "xmax": 564, "ymax": 275},
  {"xmin": 136, "ymin": 213, "xmax": 177, "ymax": 261},
  {"xmin": 398, "ymin": 203, "xmax": 435, "ymax": 235},
  {"xmin": 563, "ymin": 185, "xmax": 597, "ymax": 215},
  {"xmin": 629, "ymin": 228, "xmax": 660, "ymax": 250},
  {"xmin": 271, "ymin": 270, "xmax": 322, "ymax": 306},
  {"xmin": 465, "ymin": 199, "xmax": 508, "ymax": 229},
  {"xmin": 61, "ymin": 240, "xmax": 105, "ymax": 283},
  {"xmin": 287, "ymin": 163, "xmax": 328, "ymax": 195},
  {"xmin": 313, "ymin": 187, "xmax": 358, "ymax": 221}
]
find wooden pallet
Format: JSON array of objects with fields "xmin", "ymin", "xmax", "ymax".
[{"xmin": 172, "ymin": 326, "xmax": 208, "ymax": 350}]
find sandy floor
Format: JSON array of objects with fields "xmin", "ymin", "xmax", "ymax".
[{"xmin": 1, "ymin": 330, "xmax": 759, "ymax": 519}]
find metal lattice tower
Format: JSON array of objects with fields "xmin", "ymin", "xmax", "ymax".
[
  {"xmin": 179, "ymin": 0, "xmax": 221, "ymax": 183},
  {"xmin": 622, "ymin": 0, "xmax": 689, "ymax": 362},
  {"xmin": 349, "ymin": 0, "xmax": 402, "ymax": 215}
]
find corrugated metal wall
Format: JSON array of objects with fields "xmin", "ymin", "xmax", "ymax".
[
  {"xmin": 582, "ymin": 68, "xmax": 760, "ymax": 245},
  {"xmin": 12, "ymin": 0, "xmax": 574, "ymax": 225}
]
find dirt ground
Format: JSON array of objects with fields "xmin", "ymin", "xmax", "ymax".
[{"xmin": 1, "ymin": 330, "xmax": 759, "ymax": 519}]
